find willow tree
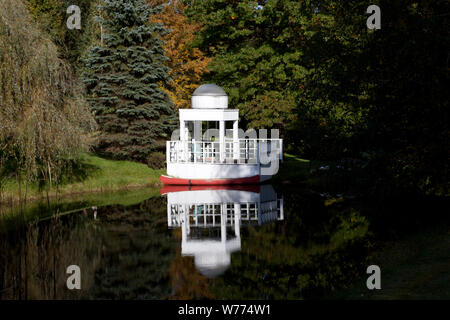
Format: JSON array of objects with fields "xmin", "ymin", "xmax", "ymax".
[
  {"xmin": 24, "ymin": 0, "xmax": 99, "ymax": 68},
  {"xmin": 83, "ymin": 0, "xmax": 175, "ymax": 161},
  {"xmin": 0, "ymin": 0, "xmax": 96, "ymax": 196}
]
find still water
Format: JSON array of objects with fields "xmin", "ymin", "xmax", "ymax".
[{"xmin": 0, "ymin": 184, "xmax": 447, "ymax": 299}]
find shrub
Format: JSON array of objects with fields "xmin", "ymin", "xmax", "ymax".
[{"xmin": 147, "ymin": 152, "xmax": 165, "ymax": 170}]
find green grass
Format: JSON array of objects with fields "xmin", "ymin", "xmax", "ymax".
[
  {"xmin": 272, "ymin": 153, "xmax": 327, "ymax": 184},
  {"xmin": 1, "ymin": 152, "xmax": 320, "ymax": 208},
  {"xmin": 0, "ymin": 153, "xmax": 164, "ymax": 204},
  {"xmin": 272, "ymin": 154, "xmax": 311, "ymax": 183},
  {"xmin": 67, "ymin": 152, "xmax": 164, "ymax": 190}
]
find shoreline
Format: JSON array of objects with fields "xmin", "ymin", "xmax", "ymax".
[
  {"xmin": 0, "ymin": 153, "xmax": 164, "ymax": 209},
  {"xmin": 0, "ymin": 153, "xmax": 313, "ymax": 209},
  {"xmin": 0, "ymin": 181, "xmax": 163, "ymax": 208}
]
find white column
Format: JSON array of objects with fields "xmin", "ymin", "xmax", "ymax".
[
  {"xmin": 279, "ymin": 198, "xmax": 284, "ymax": 220},
  {"xmin": 181, "ymin": 208, "xmax": 188, "ymax": 245},
  {"xmin": 234, "ymin": 203, "xmax": 241, "ymax": 239},
  {"xmin": 257, "ymin": 197, "xmax": 262, "ymax": 225},
  {"xmin": 257, "ymin": 140, "xmax": 261, "ymax": 169},
  {"xmin": 167, "ymin": 201, "xmax": 171, "ymax": 227},
  {"xmin": 219, "ymin": 120, "xmax": 225, "ymax": 162},
  {"xmin": 180, "ymin": 120, "xmax": 186, "ymax": 141},
  {"xmin": 180, "ymin": 120, "xmax": 187, "ymax": 161},
  {"xmin": 194, "ymin": 121, "xmax": 202, "ymax": 141},
  {"xmin": 193, "ymin": 121, "xmax": 201, "ymax": 163},
  {"xmin": 221, "ymin": 203, "xmax": 226, "ymax": 243},
  {"xmin": 233, "ymin": 120, "xmax": 239, "ymax": 160},
  {"xmin": 280, "ymin": 139, "xmax": 283, "ymax": 162}
]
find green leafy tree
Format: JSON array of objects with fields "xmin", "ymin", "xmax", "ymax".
[
  {"xmin": 185, "ymin": 0, "xmax": 367, "ymax": 147},
  {"xmin": 25, "ymin": 0, "xmax": 99, "ymax": 68},
  {"xmin": 187, "ymin": 0, "xmax": 449, "ymax": 195},
  {"xmin": 83, "ymin": 0, "xmax": 175, "ymax": 161}
]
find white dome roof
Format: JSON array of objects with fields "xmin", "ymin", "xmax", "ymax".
[
  {"xmin": 193, "ymin": 84, "xmax": 227, "ymax": 96},
  {"xmin": 192, "ymin": 84, "xmax": 228, "ymax": 109}
]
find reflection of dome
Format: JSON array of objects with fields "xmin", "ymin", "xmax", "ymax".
[
  {"xmin": 191, "ymin": 84, "xmax": 228, "ymax": 109},
  {"xmin": 165, "ymin": 185, "xmax": 284, "ymax": 278},
  {"xmin": 195, "ymin": 252, "xmax": 231, "ymax": 278}
]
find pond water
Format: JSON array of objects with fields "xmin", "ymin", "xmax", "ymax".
[{"xmin": 0, "ymin": 184, "xmax": 448, "ymax": 300}]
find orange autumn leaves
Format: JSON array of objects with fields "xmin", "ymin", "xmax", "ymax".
[{"xmin": 149, "ymin": 1, "xmax": 211, "ymax": 109}]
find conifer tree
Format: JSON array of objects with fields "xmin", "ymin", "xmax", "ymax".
[{"xmin": 83, "ymin": 0, "xmax": 175, "ymax": 161}]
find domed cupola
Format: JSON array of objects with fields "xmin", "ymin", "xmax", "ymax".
[{"xmin": 191, "ymin": 84, "xmax": 228, "ymax": 109}]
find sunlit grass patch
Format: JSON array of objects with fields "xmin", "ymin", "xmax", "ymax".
[
  {"xmin": 0, "ymin": 153, "xmax": 163, "ymax": 206},
  {"xmin": 272, "ymin": 153, "xmax": 313, "ymax": 183}
]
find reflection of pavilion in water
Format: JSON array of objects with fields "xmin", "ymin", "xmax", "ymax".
[{"xmin": 162, "ymin": 185, "xmax": 284, "ymax": 278}]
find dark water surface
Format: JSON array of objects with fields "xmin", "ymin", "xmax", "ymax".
[{"xmin": 0, "ymin": 184, "xmax": 448, "ymax": 300}]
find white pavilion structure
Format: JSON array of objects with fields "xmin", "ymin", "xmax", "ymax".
[
  {"xmin": 164, "ymin": 184, "xmax": 284, "ymax": 277},
  {"xmin": 160, "ymin": 84, "xmax": 283, "ymax": 185}
]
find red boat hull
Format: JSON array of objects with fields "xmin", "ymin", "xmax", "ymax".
[
  {"xmin": 160, "ymin": 175, "xmax": 260, "ymax": 186},
  {"xmin": 160, "ymin": 184, "xmax": 261, "ymax": 194}
]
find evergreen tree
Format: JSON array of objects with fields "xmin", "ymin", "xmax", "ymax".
[{"xmin": 83, "ymin": 0, "xmax": 175, "ymax": 161}]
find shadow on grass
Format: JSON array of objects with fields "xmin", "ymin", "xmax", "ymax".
[
  {"xmin": 58, "ymin": 158, "xmax": 101, "ymax": 186},
  {"xmin": 272, "ymin": 154, "xmax": 312, "ymax": 184}
]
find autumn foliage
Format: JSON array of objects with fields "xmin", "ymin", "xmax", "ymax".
[{"xmin": 149, "ymin": 0, "xmax": 211, "ymax": 109}]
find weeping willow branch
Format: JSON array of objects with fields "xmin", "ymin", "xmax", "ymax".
[{"xmin": 0, "ymin": 0, "xmax": 97, "ymax": 200}]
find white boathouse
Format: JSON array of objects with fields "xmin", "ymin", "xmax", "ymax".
[{"xmin": 160, "ymin": 84, "xmax": 283, "ymax": 185}]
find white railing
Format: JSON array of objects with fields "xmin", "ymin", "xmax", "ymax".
[
  {"xmin": 168, "ymin": 200, "xmax": 283, "ymax": 228},
  {"xmin": 167, "ymin": 139, "xmax": 283, "ymax": 164}
]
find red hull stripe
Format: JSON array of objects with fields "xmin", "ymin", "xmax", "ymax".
[{"xmin": 160, "ymin": 175, "xmax": 260, "ymax": 186}]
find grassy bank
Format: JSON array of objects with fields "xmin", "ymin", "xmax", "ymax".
[
  {"xmin": 1, "ymin": 152, "xmax": 321, "ymax": 207},
  {"xmin": 272, "ymin": 154, "xmax": 311, "ymax": 183},
  {"xmin": 272, "ymin": 153, "xmax": 333, "ymax": 186},
  {"xmin": 0, "ymin": 153, "xmax": 163, "ymax": 205}
]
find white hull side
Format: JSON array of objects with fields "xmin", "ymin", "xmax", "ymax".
[{"xmin": 167, "ymin": 163, "xmax": 260, "ymax": 180}]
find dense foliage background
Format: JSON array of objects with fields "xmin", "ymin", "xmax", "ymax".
[
  {"xmin": 0, "ymin": 0, "xmax": 448, "ymax": 198},
  {"xmin": 185, "ymin": 0, "xmax": 449, "ymax": 196}
]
